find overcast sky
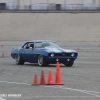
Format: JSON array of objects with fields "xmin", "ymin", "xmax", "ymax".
[{"xmin": 0, "ymin": 0, "xmax": 99, "ymax": 5}]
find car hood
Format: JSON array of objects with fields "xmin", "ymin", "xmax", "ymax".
[{"xmin": 42, "ymin": 47, "xmax": 77, "ymax": 53}]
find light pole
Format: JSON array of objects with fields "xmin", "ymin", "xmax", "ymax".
[
  {"xmin": 30, "ymin": 0, "xmax": 32, "ymax": 10},
  {"xmin": 17, "ymin": 0, "xmax": 20, "ymax": 10},
  {"xmin": 30, "ymin": 0, "xmax": 32, "ymax": 5},
  {"xmin": 81, "ymin": 0, "xmax": 83, "ymax": 5},
  {"xmin": 47, "ymin": 0, "xmax": 49, "ymax": 4},
  {"xmin": 47, "ymin": 0, "xmax": 49, "ymax": 11},
  {"xmin": 64, "ymin": 0, "xmax": 66, "ymax": 10},
  {"xmin": 93, "ymin": 0, "xmax": 96, "ymax": 4},
  {"xmin": 64, "ymin": 0, "xmax": 66, "ymax": 5},
  {"xmin": 98, "ymin": 0, "xmax": 100, "ymax": 10},
  {"xmin": 81, "ymin": 0, "xmax": 83, "ymax": 10}
]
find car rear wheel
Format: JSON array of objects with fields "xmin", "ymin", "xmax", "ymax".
[
  {"xmin": 15, "ymin": 54, "xmax": 24, "ymax": 65},
  {"xmin": 38, "ymin": 55, "xmax": 47, "ymax": 66},
  {"xmin": 64, "ymin": 61, "xmax": 74, "ymax": 67}
]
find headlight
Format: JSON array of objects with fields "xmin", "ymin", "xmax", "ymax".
[
  {"xmin": 71, "ymin": 53, "xmax": 74, "ymax": 57},
  {"xmin": 51, "ymin": 53, "xmax": 54, "ymax": 57}
]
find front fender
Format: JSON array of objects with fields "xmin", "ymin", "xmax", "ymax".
[{"xmin": 11, "ymin": 48, "xmax": 19, "ymax": 59}]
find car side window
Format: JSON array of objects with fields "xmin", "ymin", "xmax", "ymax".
[
  {"xmin": 23, "ymin": 42, "xmax": 34, "ymax": 49},
  {"xmin": 28, "ymin": 43, "xmax": 34, "ymax": 49},
  {"xmin": 23, "ymin": 43, "xmax": 28, "ymax": 49}
]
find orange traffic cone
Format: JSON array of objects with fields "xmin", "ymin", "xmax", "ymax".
[
  {"xmin": 77, "ymin": 47, "xmax": 80, "ymax": 50},
  {"xmin": 40, "ymin": 70, "xmax": 46, "ymax": 85},
  {"xmin": 1, "ymin": 52, "xmax": 4, "ymax": 58},
  {"xmin": 1, "ymin": 45, "xmax": 4, "ymax": 48},
  {"xmin": 47, "ymin": 70, "xmax": 54, "ymax": 85},
  {"xmin": 55, "ymin": 62, "xmax": 63, "ymax": 85},
  {"xmin": 33, "ymin": 74, "xmax": 38, "ymax": 85}
]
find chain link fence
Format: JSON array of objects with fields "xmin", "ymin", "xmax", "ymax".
[{"xmin": 0, "ymin": 0, "xmax": 100, "ymax": 11}]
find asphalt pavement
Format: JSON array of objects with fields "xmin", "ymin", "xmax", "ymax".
[{"xmin": 0, "ymin": 41, "xmax": 100, "ymax": 100}]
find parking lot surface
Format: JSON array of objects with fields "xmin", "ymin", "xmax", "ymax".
[{"xmin": 0, "ymin": 41, "xmax": 100, "ymax": 100}]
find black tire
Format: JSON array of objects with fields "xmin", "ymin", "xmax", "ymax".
[
  {"xmin": 15, "ymin": 54, "xmax": 24, "ymax": 65},
  {"xmin": 64, "ymin": 61, "xmax": 74, "ymax": 67},
  {"xmin": 38, "ymin": 55, "xmax": 47, "ymax": 66}
]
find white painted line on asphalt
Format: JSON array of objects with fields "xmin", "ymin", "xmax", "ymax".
[
  {"xmin": 45, "ymin": 86, "xmax": 100, "ymax": 97},
  {"xmin": 84, "ymin": 90, "xmax": 100, "ymax": 94},
  {"xmin": 3, "ymin": 72, "xmax": 13, "ymax": 75},
  {"xmin": 0, "ymin": 81, "xmax": 31, "ymax": 86},
  {"xmin": 0, "ymin": 81, "xmax": 100, "ymax": 98},
  {"xmin": 5, "ymin": 96, "xmax": 100, "ymax": 98},
  {"xmin": 58, "ymin": 86, "xmax": 100, "ymax": 94}
]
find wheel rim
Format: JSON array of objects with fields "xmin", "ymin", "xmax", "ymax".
[
  {"xmin": 15, "ymin": 54, "xmax": 20, "ymax": 64},
  {"xmin": 38, "ymin": 55, "xmax": 43, "ymax": 66}
]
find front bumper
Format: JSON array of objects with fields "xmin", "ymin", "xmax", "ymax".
[{"xmin": 44, "ymin": 56, "xmax": 77, "ymax": 63}]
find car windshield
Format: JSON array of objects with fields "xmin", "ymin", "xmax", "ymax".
[{"xmin": 35, "ymin": 41, "xmax": 61, "ymax": 48}]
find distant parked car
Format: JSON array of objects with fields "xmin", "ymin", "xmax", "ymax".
[{"xmin": 11, "ymin": 40, "xmax": 78, "ymax": 67}]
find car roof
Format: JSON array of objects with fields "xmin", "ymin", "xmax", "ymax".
[{"xmin": 26, "ymin": 40, "xmax": 56, "ymax": 43}]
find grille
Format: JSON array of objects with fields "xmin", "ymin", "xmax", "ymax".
[
  {"xmin": 54, "ymin": 53, "xmax": 71, "ymax": 56},
  {"xmin": 49, "ymin": 53, "xmax": 77, "ymax": 57}
]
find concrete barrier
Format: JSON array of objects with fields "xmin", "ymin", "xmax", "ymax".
[{"xmin": 0, "ymin": 13, "xmax": 100, "ymax": 42}]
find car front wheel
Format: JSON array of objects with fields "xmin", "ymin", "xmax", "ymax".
[
  {"xmin": 15, "ymin": 54, "xmax": 24, "ymax": 65},
  {"xmin": 64, "ymin": 61, "xmax": 74, "ymax": 67},
  {"xmin": 38, "ymin": 55, "xmax": 47, "ymax": 66}
]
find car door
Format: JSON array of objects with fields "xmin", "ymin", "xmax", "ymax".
[{"xmin": 21, "ymin": 42, "xmax": 35, "ymax": 62}]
